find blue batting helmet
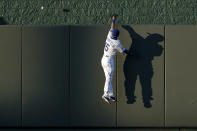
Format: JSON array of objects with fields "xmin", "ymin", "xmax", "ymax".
[{"xmin": 111, "ymin": 29, "xmax": 120, "ymax": 38}]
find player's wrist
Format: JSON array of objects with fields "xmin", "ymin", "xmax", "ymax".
[{"xmin": 112, "ymin": 19, "xmax": 116, "ymax": 23}]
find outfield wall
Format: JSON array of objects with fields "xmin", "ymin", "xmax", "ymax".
[{"xmin": 0, "ymin": 26, "xmax": 197, "ymax": 128}]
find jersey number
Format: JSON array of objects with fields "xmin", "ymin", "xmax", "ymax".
[{"xmin": 105, "ymin": 43, "xmax": 110, "ymax": 51}]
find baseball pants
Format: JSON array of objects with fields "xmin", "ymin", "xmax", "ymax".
[{"xmin": 101, "ymin": 56, "xmax": 114, "ymax": 98}]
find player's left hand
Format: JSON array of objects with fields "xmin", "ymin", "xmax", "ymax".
[{"xmin": 112, "ymin": 14, "xmax": 118, "ymax": 20}]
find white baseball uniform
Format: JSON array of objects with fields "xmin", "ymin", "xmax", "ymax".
[{"xmin": 101, "ymin": 29, "xmax": 126, "ymax": 98}]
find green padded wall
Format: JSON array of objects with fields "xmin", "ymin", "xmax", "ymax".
[
  {"xmin": 0, "ymin": 26, "xmax": 21, "ymax": 126},
  {"xmin": 70, "ymin": 26, "xmax": 116, "ymax": 127},
  {"xmin": 0, "ymin": 129, "xmax": 74, "ymax": 131},
  {"xmin": 180, "ymin": 129, "xmax": 197, "ymax": 131},
  {"xmin": 2, "ymin": 25, "xmax": 197, "ymax": 129},
  {"xmin": 117, "ymin": 25, "xmax": 165, "ymax": 127},
  {"xmin": 22, "ymin": 26, "xmax": 69, "ymax": 127},
  {"xmin": 165, "ymin": 26, "xmax": 197, "ymax": 127},
  {"xmin": 0, "ymin": 129, "xmax": 180, "ymax": 131},
  {"xmin": 71, "ymin": 129, "xmax": 178, "ymax": 131}
]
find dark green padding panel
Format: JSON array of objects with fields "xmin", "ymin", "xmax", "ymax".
[
  {"xmin": 180, "ymin": 129, "xmax": 197, "ymax": 131},
  {"xmin": 72, "ymin": 129, "xmax": 178, "ymax": 131},
  {"xmin": 22, "ymin": 26, "xmax": 69, "ymax": 126},
  {"xmin": 0, "ymin": 129, "xmax": 180, "ymax": 131},
  {"xmin": 117, "ymin": 26, "xmax": 165, "ymax": 127},
  {"xmin": 70, "ymin": 26, "xmax": 116, "ymax": 127},
  {"xmin": 0, "ymin": 26, "xmax": 21, "ymax": 126},
  {"xmin": 66, "ymin": 129, "xmax": 178, "ymax": 131},
  {"xmin": 165, "ymin": 26, "xmax": 197, "ymax": 127},
  {"xmin": 0, "ymin": 129, "xmax": 75, "ymax": 131}
]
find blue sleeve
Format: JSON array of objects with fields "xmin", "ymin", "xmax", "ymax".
[{"xmin": 123, "ymin": 49, "xmax": 130, "ymax": 55}]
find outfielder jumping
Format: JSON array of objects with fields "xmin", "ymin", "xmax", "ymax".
[{"xmin": 101, "ymin": 15, "xmax": 132, "ymax": 104}]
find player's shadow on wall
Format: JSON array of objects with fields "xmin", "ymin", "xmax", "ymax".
[{"xmin": 122, "ymin": 25, "xmax": 164, "ymax": 108}]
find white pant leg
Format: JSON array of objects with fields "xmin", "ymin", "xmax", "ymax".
[{"xmin": 101, "ymin": 57, "xmax": 114, "ymax": 98}]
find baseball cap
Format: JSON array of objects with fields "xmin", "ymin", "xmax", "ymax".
[{"xmin": 111, "ymin": 29, "xmax": 120, "ymax": 38}]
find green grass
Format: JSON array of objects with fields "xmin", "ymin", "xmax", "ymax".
[{"xmin": 0, "ymin": 0, "xmax": 196, "ymax": 25}]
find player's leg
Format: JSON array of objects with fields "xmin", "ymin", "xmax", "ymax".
[
  {"xmin": 101, "ymin": 58, "xmax": 116, "ymax": 104},
  {"xmin": 103, "ymin": 64, "xmax": 113, "ymax": 97},
  {"xmin": 102, "ymin": 69, "xmax": 112, "ymax": 104},
  {"xmin": 101, "ymin": 59, "xmax": 112, "ymax": 104},
  {"xmin": 108, "ymin": 59, "xmax": 117, "ymax": 102}
]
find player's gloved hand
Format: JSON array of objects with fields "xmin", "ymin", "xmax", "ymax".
[{"xmin": 112, "ymin": 14, "xmax": 118, "ymax": 20}]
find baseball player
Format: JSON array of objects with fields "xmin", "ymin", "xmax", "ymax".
[{"xmin": 101, "ymin": 15, "xmax": 132, "ymax": 104}]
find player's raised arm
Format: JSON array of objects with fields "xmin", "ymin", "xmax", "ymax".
[{"xmin": 110, "ymin": 14, "xmax": 118, "ymax": 30}]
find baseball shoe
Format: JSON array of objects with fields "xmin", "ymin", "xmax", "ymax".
[
  {"xmin": 110, "ymin": 96, "xmax": 117, "ymax": 102},
  {"xmin": 102, "ymin": 96, "xmax": 111, "ymax": 104}
]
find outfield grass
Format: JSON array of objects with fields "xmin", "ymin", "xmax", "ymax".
[{"xmin": 0, "ymin": 0, "xmax": 196, "ymax": 25}]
